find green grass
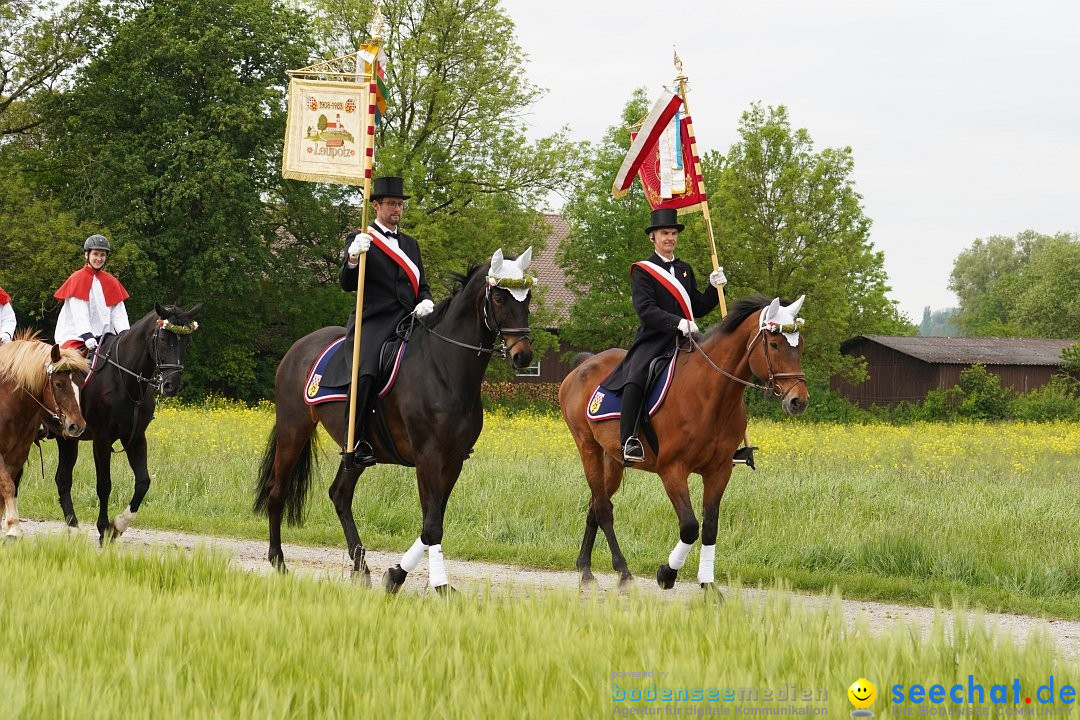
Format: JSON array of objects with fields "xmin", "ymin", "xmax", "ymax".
[
  {"xmin": 0, "ymin": 538, "xmax": 1075, "ymax": 719},
  {"xmin": 15, "ymin": 405, "xmax": 1080, "ymax": 619}
]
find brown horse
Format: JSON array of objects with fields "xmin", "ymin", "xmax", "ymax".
[
  {"xmin": 559, "ymin": 295, "xmax": 809, "ymax": 592},
  {"xmin": 0, "ymin": 334, "xmax": 88, "ymax": 538},
  {"xmin": 254, "ymin": 249, "xmax": 534, "ymax": 593}
]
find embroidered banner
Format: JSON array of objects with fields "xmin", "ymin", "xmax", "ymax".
[
  {"xmin": 282, "ymin": 79, "xmax": 369, "ymax": 185},
  {"xmin": 634, "ymin": 114, "xmax": 706, "ymax": 214}
]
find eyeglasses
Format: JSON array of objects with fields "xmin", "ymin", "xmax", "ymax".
[{"xmin": 378, "ymin": 199, "xmax": 406, "ymax": 209}]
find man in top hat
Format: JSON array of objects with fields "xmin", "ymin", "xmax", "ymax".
[
  {"xmin": 321, "ymin": 175, "xmax": 433, "ymax": 468},
  {"xmin": 603, "ymin": 207, "xmax": 727, "ymax": 464}
]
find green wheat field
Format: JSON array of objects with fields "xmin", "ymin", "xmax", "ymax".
[{"xmin": 4, "ymin": 405, "xmax": 1078, "ymax": 718}]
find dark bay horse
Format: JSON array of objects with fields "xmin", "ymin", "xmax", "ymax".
[
  {"xmin": 48, "ymin": 303, "xmax": 202, "ymax": 543},
  {"xmin": 254, "ymin": 249, "xmax": 534, "ymax": 593},
  {"xmin": 0, "ymin": 334, "xmax": 88, "ymax": 538},
  {"xmin": 559, "ymin": 295, "xmax": 809, "ymax": 592}
]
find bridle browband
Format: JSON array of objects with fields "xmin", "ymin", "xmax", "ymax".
[
  {"xmin": 24, "ymin": 360, "xmax": 79, "ymax": 426},
  {"xmin": 101, "ymin": 319, "xmax": 192, "ymax": 394},
  {"xmin": 688, "ymin": 313, "xmax": 807, "ymax": 400},
  {"xmin": 416, "ymin": 282, "xmax": 531, "ymax": 359}
]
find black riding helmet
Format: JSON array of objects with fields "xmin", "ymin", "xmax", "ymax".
[{"xmin": 83, "ymin": 234, "xmax": 111, "ymax": 253}]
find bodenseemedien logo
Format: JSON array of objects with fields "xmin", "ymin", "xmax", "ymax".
[{"xmin": 849, "ymin": 678, "xmax": 877, "ymax": 717}]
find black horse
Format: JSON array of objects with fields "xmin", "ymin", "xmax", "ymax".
[
  {"xmin": 254, "ymin": 249, "xmax": 534, "ymax": 593},
  {"xmin": 50, "ymin": 303, "xmax": 202, "ymax": 543}
]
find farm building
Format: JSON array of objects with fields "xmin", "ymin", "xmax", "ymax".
[
  {"xmin": 513, "ymin": 214, "xmax": 581, "ymax": 384},
  {"xmin": 831, "ymin": 335, "xmax": 1075, "ymax": 407}
]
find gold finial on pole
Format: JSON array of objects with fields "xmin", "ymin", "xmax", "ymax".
[
  {"xmin": 673, "ymin": 47, "xmax": 684, "ymax": 79},
  {"xmin": 368, "ymin": 1, "xmax": 387, "ymax": 42}
]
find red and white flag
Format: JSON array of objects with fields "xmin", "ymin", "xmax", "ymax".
[{"xmin": 612, "ymin": 89, "xmax": 683, "ymax": 198}]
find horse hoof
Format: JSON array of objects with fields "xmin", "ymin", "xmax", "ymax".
[
  {"xmin": 269, "ymin": 555, "xmax": 288, "ymax": 574},
  {"xmin": 382, "ymin": 564, "xmax": 407, "ymax": 594},
  {"xmin": 579, "ymin": 574, "xmax": 598, "ymax": 592},
  {"xmin": 656, "ymin": 563, "xmax": 677, "ymax": 590},
  {"xmin": 352, "ymin": 568, "xmax": 372, "ymax": 587},
  {"xmin": 617, "ymin": 574, "xmax": 634, "ymax": 592},
  {"xmin": 4, "ymin": 528, "xmax": 22, "ymax": 541},
  {"xmin": 433, "ymin": 584, "xmax": 456, "ymax": 597}
]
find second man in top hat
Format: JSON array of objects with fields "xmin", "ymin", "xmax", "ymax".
[
  {"xmin": 602, "ymin": 207, "xmax": 727, "ymax": 464},
  {"xmin": 321, "ymin": 175, "xmax": 434, "ymax": 468}
]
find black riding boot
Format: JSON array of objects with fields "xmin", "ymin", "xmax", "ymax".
[
  {"xmin": 342, "ymin": 377, "xmax": 376, "ymax": 469},
  {"xmin": 620, "ymin": 383, "xmax": 645, "ymax": 464}
]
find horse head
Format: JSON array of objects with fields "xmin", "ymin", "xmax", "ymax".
[
  {"xmin": 745, "ymin": 295, "xmax": 809, "ymax": 416},
  {"xmin": 151, "ymin": 303, "xmax": 203, "ymax": 396},
  {"xmin": 484, "ymin": 248, "xmax": 534, "ymax": 370},
  {"xmin": 43, "ymin": 343, "xmax": 87, "ymax": 438}
]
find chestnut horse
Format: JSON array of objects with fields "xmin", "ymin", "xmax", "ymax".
[
  {"xmin": 559, "ymin": 295, "xmax": 809, "ymax": 592},
  {"xmin": 254, "ymin": 249, "xmax": 534, "ymax": 593},
  {"xmin": 0, "ymin": 334, "xmax": 88, "ymax": 538}
]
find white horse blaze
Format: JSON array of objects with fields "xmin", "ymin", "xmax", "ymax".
[
  {"xmin": 668, "ymin": 540, "xmax": 693, "ymax": 570},
  {"xmin": 697, "ymin": 544, "xmax": 716, "ymax": 585},
  {"xmin": 112, "ymin": 506, "xmax": 138, "ymax": 534}
]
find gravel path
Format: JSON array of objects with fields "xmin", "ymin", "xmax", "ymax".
[{"xmin": 18, "ymin": 518, "xmax": 1080, "ymax": 661}]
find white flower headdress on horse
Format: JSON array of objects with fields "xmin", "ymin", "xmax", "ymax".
[
  {"xmin": 760, "ymin": 295, "xmax": 805, "ymax": 347},
  {"xmin": 487, "ymin": 247, "xmax": 535, "ymax": 302}
]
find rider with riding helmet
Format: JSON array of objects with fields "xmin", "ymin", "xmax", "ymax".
[
  {"xmin": 54, "ymin": 234, "xmax": 130, "ymax": 352},
  {"xmin": 603, "ymin": 208, "xmax": 727, "ymax": 464}
]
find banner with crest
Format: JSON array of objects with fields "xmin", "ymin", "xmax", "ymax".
[{"xmin": 282, "ymin": 79, "xmax": 369, "ymax": 186}]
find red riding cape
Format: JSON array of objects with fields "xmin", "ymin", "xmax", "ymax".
[
  {"xmin": 53, "ymin": 265, "xmax": 129, "ymax": 305},
  {"xmin": 0, "ymin": 286, "xmax": 9, "ymax": 305}
]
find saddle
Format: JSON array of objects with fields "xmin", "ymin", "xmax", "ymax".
[
  {"xmin": 304, "ymin": 333, "xmax": 409, "ymax": 405},
  {"xmin": 586, "ymin": 349, "xmax": 677, "ymax": 423}
]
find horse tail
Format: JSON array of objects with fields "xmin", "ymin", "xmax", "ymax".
[
  {"xmin": 570, "ymin": 352, "xmax": 594, "ymax": 370},
  {"xmin": 253, "ymin": 422, "xmax": 317, "ymax": 526}
]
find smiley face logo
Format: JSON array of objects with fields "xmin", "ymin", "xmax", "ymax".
[{"xmin": 848, "ymin": 678, "xmax": 877, "ymax": 709}]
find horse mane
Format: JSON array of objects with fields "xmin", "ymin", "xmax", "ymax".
[
  {"xmin": 709, "ymin": 294, "xmax": 770, "ymax": 337},
  {"xmin": 428, "ymin": 263, "xmax": 488, "ymax": 324},
  {"xmin": 0, "ymin": 331, "xmax": 90, "ymax": 394}
]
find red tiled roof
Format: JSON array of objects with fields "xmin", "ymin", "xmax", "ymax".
[{"xmin": 532, "ymin": 214, "xmax": 573, "ymax": 323}]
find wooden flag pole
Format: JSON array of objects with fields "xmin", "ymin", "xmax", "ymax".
[
  {"xmin": 675, "ymin": 51, "xmax": 754, "ymax": 461},
  {"xmin": 344, "ymin": 38, "xmax": 380, "ymax": 461},
  {"xmin": 673, "ymin": 51, "xmax": 726, "ymax": 318}
]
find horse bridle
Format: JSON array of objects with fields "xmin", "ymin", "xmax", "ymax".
[
  {"xmin": 102, "ymin": 323, "xmax": 185, "ymax": 394},
  {"xmin": 24, "ymin": 361, "xmax": 76, "ymax": 426},
  {"xmin": 689, "ymin": 322, "xmax": 807, "ymax": 400},
  {"xmin": 418, "ymin": 284, "xmax": 532, "ymax": 359}
]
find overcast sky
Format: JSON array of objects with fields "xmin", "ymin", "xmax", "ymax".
[{"xmin": 499, "ymin": 0, "xmax": 1080, "ymax": 321}]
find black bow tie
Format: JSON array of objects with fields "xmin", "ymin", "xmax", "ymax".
[
  {"xmin": 661, "ymin": 260, "xmax": 674, "ymax": 271},
  {"xmin": 377, "ymin": 226, "xmax": 398, "ymax": 239}
]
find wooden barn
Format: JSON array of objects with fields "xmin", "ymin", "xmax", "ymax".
[{"xmin": 831, "ymin": 335, "xmax": 1075, "ymax": 407}]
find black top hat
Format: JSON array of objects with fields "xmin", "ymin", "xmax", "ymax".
[
  {"xmin": 645, "ymin": 207, "xmax": 684, "ymax": 235},
  {"xmin": 370, "ymin": 175, "xmax": 411, "ymax": 201}
]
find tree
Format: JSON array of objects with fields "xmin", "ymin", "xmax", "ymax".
[
  {"xmin": 707, "ymin": 103, "xmax": 911, "ymax": 381},
  {"xmin": 30, "ymin": 0, "xmax": 322, "ymax": 400},
  {"xmin": 0, "ymin": 0, "xmax": 102, "ymax": 138},
  {"xmin": 306, "ymin": 0, "xmax": 581, "ymax": 287},
  {"xmin": 949, "ymin": 230, "xmax": 1080, "ymax": 338}
]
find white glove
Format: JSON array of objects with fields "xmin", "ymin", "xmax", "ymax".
[
  {"xmin": 0, "ymin": 333, "xmax": 10, "ymax": 345},
  {"xmin": 348, "ymin": 232, "xmax": 373, "ymax": 259},
  {"xmin": 84, "ymin": 336, "xmax": 98, "ymax": 351},
  {"xmin": 414, "ymin": 299, "xmax": 435, "ymax": 317},
  {"xmin": 709, "ymin": 267, "xmax": 727, "ymax": 288},
  {"xmin": 677, "ymin": 319, "xmax": 699, "ymax": 337}
]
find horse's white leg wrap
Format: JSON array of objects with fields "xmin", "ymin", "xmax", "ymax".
[
  {"xmin": 668, "ymin": 540, "xmax": 693, "ymax": 570},
  {"xmin": 428, "ymin": 544, "xmax": 448, "ymax": 588},
  {"xmin": 697, "ymin": 544, "xmax": 716, "ymax": 585},
  {"xmin": 400, "ymin": 537, "xmax": 427, "ymax": 573},
  {"xmin": 112, "ymin": 506, "xmax": 138, "ymax": 534}
]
